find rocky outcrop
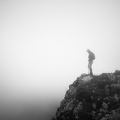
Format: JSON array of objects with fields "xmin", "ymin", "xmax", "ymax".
[{"xmin": 52, "ymin": 70, "xmax": 120, "ymax": 120}]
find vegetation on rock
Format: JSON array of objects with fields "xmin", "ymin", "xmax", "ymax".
[{"xmin": 52, "ymin": 70, "xmax": 120, "ymax": 120}]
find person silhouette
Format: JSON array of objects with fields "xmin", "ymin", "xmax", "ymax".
[{"xmin": 86, "ymin": 49, "xmax": 95, "ymax": 76}]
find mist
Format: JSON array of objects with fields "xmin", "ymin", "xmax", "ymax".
[{"xmin": 0, "ymin": 0, "xmax": 120, "ymax": 119}]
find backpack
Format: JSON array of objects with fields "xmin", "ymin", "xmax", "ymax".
[{"xmin": 92, "ymin": 53, "xmax": 95, "ymax": 60}]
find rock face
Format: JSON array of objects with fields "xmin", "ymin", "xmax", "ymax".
[{"xmin": 53, "ymin": 70, "xmax": 120, "ymax": 120}]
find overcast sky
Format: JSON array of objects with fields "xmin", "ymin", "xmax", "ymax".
[{"xmin": 0, "ymin": 0, "xmax": 120, "ymax": 119}]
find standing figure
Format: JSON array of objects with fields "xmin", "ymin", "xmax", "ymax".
[{"xmin": 86, "ymin": 49, "xmax": 95, "ymax": 75}]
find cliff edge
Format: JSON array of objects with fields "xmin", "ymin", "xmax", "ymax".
[{"xmin": 52, "ymin": 70, "xmax": 120, "ymax": 120}]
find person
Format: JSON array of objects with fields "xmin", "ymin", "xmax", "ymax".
[{"xmin": 86, "ymin": 49, "xmax": 95, "ymax": 75}]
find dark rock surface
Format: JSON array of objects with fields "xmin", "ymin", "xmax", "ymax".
[{"xmin": 52, "ymin": 70, "xmax": 120, "ymax": 120}]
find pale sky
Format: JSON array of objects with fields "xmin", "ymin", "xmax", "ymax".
[{"xmin": 0, "ymin": 0, "xmax": 120, "ymax": 119}]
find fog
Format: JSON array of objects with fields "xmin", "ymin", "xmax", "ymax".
[{"xmin": 0, "ymin": 0, "xmax": 120, "ymax": 119}]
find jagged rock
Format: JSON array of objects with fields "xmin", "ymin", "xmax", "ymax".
[
  {"xmin": 81, "ymin": 75, "xmax": 93, "ymax": 82},
  {"xmin": 53, "ymin": 70, "xmax": 120, "ymax": 120},
  {"xmin": 114, "ymin": 70, "xmax": 120, "ymax": 75}
]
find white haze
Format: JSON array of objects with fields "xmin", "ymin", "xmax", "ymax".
[{"xmin": 0, "ymin": 0, "xmax": 120, "ymax": 119}]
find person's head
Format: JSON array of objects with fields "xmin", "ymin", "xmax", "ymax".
[{"xmin": 86, "ymin": 49, "xmax": 90, "ymax": 53}]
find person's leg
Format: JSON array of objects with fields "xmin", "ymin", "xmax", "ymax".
[
  {"xmin": 90, "ymin": 68, "xmax": 93, "ymax": 75},
  {"xmin": 88, "ymin": 62, "xmax": 90, "ymax": 74},
  {"xmin": 89, "ymin": 61, "xmax": 93, "ymax": 75}
]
